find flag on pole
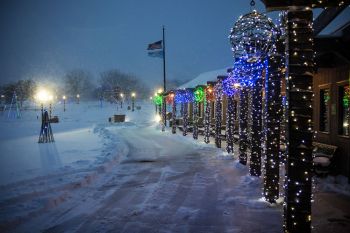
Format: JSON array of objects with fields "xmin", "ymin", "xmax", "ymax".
[
  {"xmin": 147, "ymin": 40, "xmax": 163, "ymax": 58},
  {"xmin": 147, "ymin": 40, "xmax": 162, "ymax": 50}
]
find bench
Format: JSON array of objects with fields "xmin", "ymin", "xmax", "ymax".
[
  {"xmin": 109, "ymin": 114, "xmax": 125, "ymax": 123},
  {"xmin": 312, "ymin": 142, "xmax": 337, "ymax": 176},
  {"xmin": 49, "ymin": 116, "xmax": 59, "ymax": 123}
]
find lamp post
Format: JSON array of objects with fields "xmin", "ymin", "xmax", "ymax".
[
  {"xmin": 63, "ymin": 95, "xmax": 66, "ymax": 112},
  {"xmin": 76, "ymin": 94, "xmax": 80, "ymax": 104},
  {"xmin": 49, "ymin": 95, "xmax": 53, "ymax": 119},
  {"xmin": 131, "ymin": 92, "xmax": 135, "ymax": 111},
  {"xmin": 120, "ymin": 93, "xmax": 124, "ymax": 109},
  {"xmin": 36, "ymin": 89, "xmax": 54, "ymax": 143}
]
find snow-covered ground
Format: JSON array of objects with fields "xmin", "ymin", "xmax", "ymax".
[{"xmin": 0, "ymin": 101, "xmax": 349, "ymax": 232}]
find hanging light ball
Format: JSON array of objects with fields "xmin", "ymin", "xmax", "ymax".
[
  {"xmin": 229, "ymin": 10, "xmax": 278, "ymax": 63},
  {"xmin": 194, "ymin": 86, "xmax": 205, "ymax": 103},
  {"xmin": 166, "ymin": 92, "xmax": 175, "ymax": 104},
  {"xmin": 205, "ymin": 82, "xmax": 216, "ymax": 102},
  {"xmin": 153, "ymin": 93, "xmax": 163, "ymax": 105}
]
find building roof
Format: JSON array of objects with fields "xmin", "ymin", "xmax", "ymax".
[{"xmin": 177, "ymin": 68, "xmax": 227, "ymax": 89}]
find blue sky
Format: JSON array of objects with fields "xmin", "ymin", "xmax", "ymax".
[{"xmin": 1, "ymin": 0, "xmax": 348, "ymax": 88}]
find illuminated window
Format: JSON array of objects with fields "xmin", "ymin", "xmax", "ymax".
[
  {"xmin": 319, "ymin": 88, "xmax": 330, "ymax": 132},
  {"xmin": 339, "ymin": 85, "xmax": 349, "ymax": 136}
]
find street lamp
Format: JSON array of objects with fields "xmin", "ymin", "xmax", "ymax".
[
  {"xmin": 1, "ymin": 94, "xmax": 5, "ymax": 105},
  {"xmin": 76, "ymin": 94, "xmax": 80, "ymax": 104},
  {"xmin": 131, "ymin": 92, "xmax": 136, "ymax": 111},
  {"xmin": 120, "ymin": 93, "xmax": 124, "ymax": 108},
  {"xmin": 35, "ymin": 89, "xmax": 54, "ymax": 143},
  {"xmin": 63, "ymin": 95, "xmax": 66, "ymax": 112}
]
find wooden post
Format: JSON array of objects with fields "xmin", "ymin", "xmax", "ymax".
[{"xmin": 284, "ymin": 9, "xmax": 314, "ymax": 233}]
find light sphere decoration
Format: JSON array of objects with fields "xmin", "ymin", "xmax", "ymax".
[
  {"xmin": 153, "ymin": 94, "xmax": 163, "ymax": 105},
  {"xmin": 194, "ymin": 86, "xmax": 205, "ymax": 103},
  {"xmin": 229, "ymin": 10, "xmax": 279, "ymax": 62}
]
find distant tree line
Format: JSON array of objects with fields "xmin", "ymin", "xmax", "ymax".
[{"xmin": 0, "ymin": 69, "xmax": 150, "ymax": 105}]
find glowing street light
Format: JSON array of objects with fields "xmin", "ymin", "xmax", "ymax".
[
  {"xmin": 35, "ymin": 88, "xmax": 55, "ymax": 143},
  {"xmin": 35, "ymin": 89, "xmax": 50, "ymax": 103},
  {"xmin": 131, "ymin": 92, "xmax": 136, "ymax": 111},
  {"xmin": 63, "ymin": 95, "xmax": 66, "ymax": 112},
  {"xmin": 76, "ymin": 94, "xmax": 80, "ymax": 104},
  {"xmin": 120, "ymin": 93, "xmax": 124, "ymax": 108}
]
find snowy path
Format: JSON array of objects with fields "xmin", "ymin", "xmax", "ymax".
[{"xmin": 0, "ymin": 110, "xmax": 283, "ymax": 232}]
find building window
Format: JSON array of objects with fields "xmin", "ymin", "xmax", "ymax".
[
  {"xmin": 319, "ymin": 88, "xmax": 330, "ymax": 132},
  {"xmin": 339, "ymin": 85, "xmax": 349, "ymax": 136}
]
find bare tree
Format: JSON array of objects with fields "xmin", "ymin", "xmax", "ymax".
[
  {"xmin": 64, "ymin": 70, "xmax": 95, "ymax": 98},
  {"xmin": 100, "ymin": 69, "xmax": 149, "ymax": 100}
]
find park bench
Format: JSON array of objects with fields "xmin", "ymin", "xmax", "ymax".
[
  {"xmin": 109, "ymin": 114, "xmax": 125, "ymax": 123},
  {"xmin": 49, "ymin": 116, "xmax": 59, "ymax": 123},
  {"xmin": 312, "ymin": 141, "xmax": 337, "ymax": 176}
]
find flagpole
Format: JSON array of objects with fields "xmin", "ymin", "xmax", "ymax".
[{"xmin": 162, "ymin": 25, "xmax": 166, "ymax": 92}]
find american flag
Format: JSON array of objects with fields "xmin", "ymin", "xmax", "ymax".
[{"xmin": 147, "ymin": 40, "xmax": 162, "ymax": 50}]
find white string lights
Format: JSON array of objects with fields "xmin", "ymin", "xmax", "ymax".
[{"xmin": 283, "ymin": 10, "xmax": 314, "ymax": 233}]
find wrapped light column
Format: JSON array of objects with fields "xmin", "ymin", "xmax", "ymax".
[
  {"xmin": 239, "ymin": 87, "xmax": 249, "ymax": 165},
  {"xmin": 204, "ymin": 82, "xmax": 215, "ymax": 144},
  {"xmin": 215, "ymin": 76, "xmax": 225, "ymax": 148},
  {"xmin": 283, "ymin": 10, "xmax": 314, "ymax": 233},
  {"xmin": 263, "ymin": 36, "xmax": 283, "ymax": 203},
  {"xmin": 175, "ymin": 89, "xmax": 194, "ymax": 137},
  {"xmin": 161, "ymin": 95, "xmax": 166, "ymax": 132},
  {"xmin": 183, "ymin": 102, "xmax": 188, "ymax": 136},
  {"xmin": 172, "ymin": 96, "xmax": 176, "ymax": 134},
  {"xmin": 193, "ymin": 86, "xmax": 205, "ymax": 140},
  {"xmin": 193, "ymin": 100, "xmax": 199, "ymax": 139},
  {"xmin": 250, "ymin": 67, "xmax": 263, "ymax": 177},
  {"xmin": 222, "ymin": 72, "xmax": 238, "ymax": 154},
  {"xmin": 166, "ymin": 92, "xmax": 176, "ymax": 134}
]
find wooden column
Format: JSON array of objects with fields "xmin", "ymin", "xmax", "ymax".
[
  {"xmin": 239, "ymin": 87, "xmax": 249, "ymax": 165},
  {"xmin": 284, "ymin": 9, "xmax": 314, "ymax": 233},
  {"xmin": 264, "ymin": 37, "xmax": 283, "ymax": 203}
]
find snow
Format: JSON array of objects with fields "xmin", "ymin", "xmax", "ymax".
[
  {"xmin": 177, "ymin": 68, "xmax": 227, "ymax": 89},
  {"xmin": 0, "ymin": 100, "xmax": 349, "ymax": 232},
  {"xmin": 313, "ymin": 156, "xmax": 331, "ymax": 167}
]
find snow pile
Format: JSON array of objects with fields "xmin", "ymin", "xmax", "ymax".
[{"xmin": 315, "ymin": 175, "xmax": 350, "ymax": 196}]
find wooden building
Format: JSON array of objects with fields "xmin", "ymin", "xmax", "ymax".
[{"xmin": 313, "ymin": 33, "xmax": 350, "ymax": 178}]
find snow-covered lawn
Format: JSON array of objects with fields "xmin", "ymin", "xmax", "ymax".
[{"xmin": 0, "ymin": 101, "xmax": 349, "ymax": 232}]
